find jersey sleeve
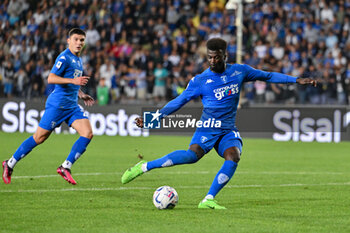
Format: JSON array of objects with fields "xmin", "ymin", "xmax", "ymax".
[
  {"xmin": 243, "ymin": 64, "xmax": 297, "ymax": 83},
  {"xmin": 50, "ymin": 55, "xmax": 68, "ymax": 77},
  {"xmin": 159, "ymin": 76, "xmax": 201, "ymax": 118}
]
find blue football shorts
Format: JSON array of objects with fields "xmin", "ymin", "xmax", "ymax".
[
  {"xmin": 189, "ymin": 128, "xmax": 243, "ymax": 157},
  {"xmin": 39, "ymin": 105, "xmax": 88, "ymax": 131}
]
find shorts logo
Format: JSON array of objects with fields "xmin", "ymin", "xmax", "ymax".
[
  {"xmin": 201, "ymin": 136, "xmax": 208, "ymax": 143},
  {"xmin": 144, "ymin": 110, "xmax": 161, "ymax": 129},
  {"xmin": 51, "ymin": 121, "xmax": 56, "ymax": 129}
]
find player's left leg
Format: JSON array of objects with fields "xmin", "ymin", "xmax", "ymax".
[
  {"xmin": 63, "ymin": 118, "xmax": 93, "ymax": 167},
  {"xmin": 199, "ymin": 146, "xmax": 240, "ymax": 210},
  {"xmin": 57, "ymin": 109, "xmax": 93, "ymax": 185},
  {"xmin": 199, "ymin": 131, "xmax": 242, "ymax": 209}
]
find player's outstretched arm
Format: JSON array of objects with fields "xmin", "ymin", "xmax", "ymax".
[
  {"xmin": 48, "ymin": 73, "xmax": 90, "ymax": 86},
  {"xmin": 296, "ymin": 77, "xmax": 317, "ymax": 87},
  {"xmin": 134, "ymin": 76, "xmax": 201, "ymax": 128},
  {"xmin": 78, "ymin": 89, "xmax": 95, "ymax": 106},
  {"xmin": 243, "ymin": 64, "xmax": 317, "ymax": 85}
]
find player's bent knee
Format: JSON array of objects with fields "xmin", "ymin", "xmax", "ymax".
[
  {"xmin": 233, "ymin": 154, "xmax": 240, "ymax": 163},
  {"xmin": 189, "ymin": 144, "xmax": 205, "ymax": 160},
  {"xmin": 82, "ymin": 131, "xmax": 93, "ymax": 139},
  {"xmin": 185, "ymin": 150, "xmax": 199, "ymax": 163},
  {"xmin": 223, "ymin": 147, "xmax": 241, "ymax": 163},
  {"xmin": 33, "ymin": 134, "xmax": 48, "ymax": 145},
  {"xmin": 226, "ymin": 154, "xmax": 240, "ymax": 163}
]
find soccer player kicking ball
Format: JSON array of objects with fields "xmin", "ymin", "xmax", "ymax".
[
  {"xmin": 121, "ymin": 38, "xmax": 317, "ymax": 209},
  {"xmin": 2, "ymin": 28, "xmax": 94, "ymax": 185}
]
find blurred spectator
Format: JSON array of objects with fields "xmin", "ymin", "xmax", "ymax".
[
  {"xmin": 124, "ymin": 67, "xmax": 137, "ymax": 99},
  {"xmin": 3, "ymin": 62, "xmax": 15, "ymax": 98},
  {"xmin": 97, "ymin": 77, "xmax": 109, "ymax": 106},
  {"xmin": 99, "ymin": 58, "xmax": 115, "ymax": 89},
  {"xmin": 153, "ymin": 62, "xmax": 168, "ymax": 102},
  {"xmin": 136, "ymin": 67, "xmax": 147, "ymax": 100}
]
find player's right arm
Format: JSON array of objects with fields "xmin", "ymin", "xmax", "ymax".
[
  {"xmin": 159, "ymin": 76, "xmax": 201, "ymax": 118},
  {"xmin": 135, "ymin": 76, "xmax": 201, "ymax": 128},
  {"xmin": 48, "ymin": 73, "xmax": 89, "ymax": 86},
  {"xmin": 48, "ymin": 54, "xmax": 89, "ymax": 86}
]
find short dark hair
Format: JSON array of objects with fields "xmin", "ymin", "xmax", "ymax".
[
  {"xmin": 206, "ymin": 38, "xmax": 227, "ymax": 51},
  {"xmin": 68, "ymin": 28, "xmax": 86, "ymax": 37}
]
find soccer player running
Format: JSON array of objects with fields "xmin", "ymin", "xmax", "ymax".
[
  {"xmin": 121, "ymin": 38, "xmax": 317, "ymax": 209},
  {"xmin": 2, "ymin": 28, "xmax": 94, "ymax": 185}
]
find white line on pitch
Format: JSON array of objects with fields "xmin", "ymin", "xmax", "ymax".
[
  {"xmin": 1, "ymin": 182, "xmax": 350, "ymax": 193},
  {"xmin": 11, "ymin": 170, "xmax": 347, "ymax": 180}
]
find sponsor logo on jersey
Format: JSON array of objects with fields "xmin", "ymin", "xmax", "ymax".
[
  {"xmin": 73, "ymin": 69, "xmax": 83, "ymax": 78},
  {"xmin": 213, "ymin": 84, "xmax": 239, "ymax": 100}
]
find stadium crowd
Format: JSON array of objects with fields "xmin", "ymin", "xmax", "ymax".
[{"xmin": 0, "ymin": 0, "xmax": 350, "ymax": 105}]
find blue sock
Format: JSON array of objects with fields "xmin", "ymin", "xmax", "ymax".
[
  {"xmin": 66, "ymin": 137, "xmax": 91, "ymax": 165},
  {"xmin": 12, "ymin": 136, "xmax": 38, "ymax": 161},
  {"xmin": 146, "ymin": 150, "xmax": 198, "ymax": 171},
  {"xmin": 207, "ymin": 160, "xmax": 237, "ymax": 198}
]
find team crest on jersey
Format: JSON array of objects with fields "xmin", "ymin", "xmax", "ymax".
[
  {"xmin": 72, "ymin": 59, "xmax": 76, "ymax": 63},
  {"xmin": 221, "ymin": 75, "xmax": 227, "ymax": 83}
]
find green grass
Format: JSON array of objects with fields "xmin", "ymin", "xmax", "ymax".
[{"xmin": 0, "ymin": 132, "xmax": 350, "ymax": 233}]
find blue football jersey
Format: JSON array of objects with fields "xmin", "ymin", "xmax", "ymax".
[
  {"xmin": 160, "ymin": 63, "xmax": 297, "ymax": 130},
  {"xmin": 46, "ymin": 48, "xmax": 83, "ymax": 109}
]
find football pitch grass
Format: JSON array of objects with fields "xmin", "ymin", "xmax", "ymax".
[{"xmin": 0, "ymin": 132, "xmax": 349, "ymax": 233}]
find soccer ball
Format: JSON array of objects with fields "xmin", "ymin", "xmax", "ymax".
[{"xmin": 152, "ymin": 186, "xmax": 179, "ymax": 209}]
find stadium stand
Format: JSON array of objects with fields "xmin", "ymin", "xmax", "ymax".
[{"xmin": 0, "ymin": 0, "xmax": 349, "ymax": 105}]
